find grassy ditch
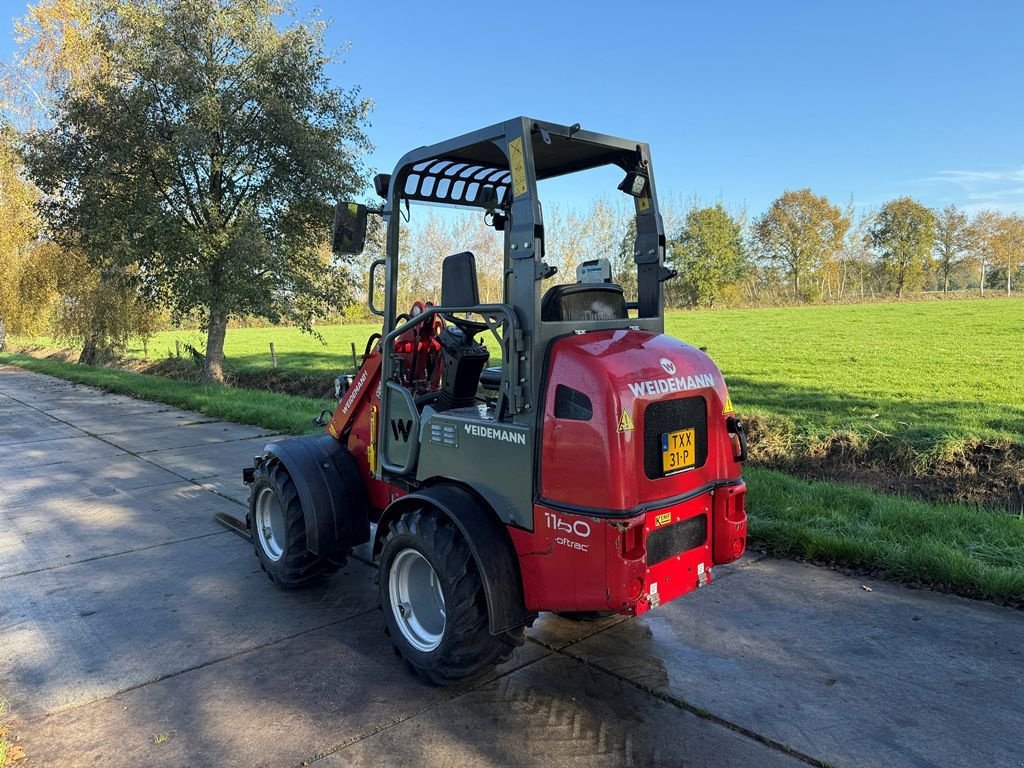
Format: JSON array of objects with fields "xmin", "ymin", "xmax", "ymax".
[
  {"xmin": 745, "ymin": 467, "xmax": 1024, "ymax": 606},
  {"xmin": 667, "ymin": 298, "xmax": 1024, "ymax": 510},
  {"xmin": 2, "ymin": 350, "xmax": 1021, "ymax": 605},
  {"xmin": 0, "ymin": 352, "xmax": 326, "ymax": 436},
  {"xmin": 740, "ymin": 413, "xmax": 1024, "ymax": 511}
]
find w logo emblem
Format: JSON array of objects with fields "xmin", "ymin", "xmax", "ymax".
[
  {"xmin": 390, "ymin": 419, "xmax": 412, "ymax": 442},
  {"xmin": 660, "ymin": 358, "xmax": 676, "ymax": 375}
]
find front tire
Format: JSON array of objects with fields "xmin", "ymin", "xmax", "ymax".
[
  {"xmin": 379, "ymin": 507, "xmax": 523, "ymax": 685},
  {"xmin": 249, "ymin": 458, "xmax": 342, "ymax": 589}
]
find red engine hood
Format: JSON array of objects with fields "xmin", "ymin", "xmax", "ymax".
[{"xmin": 539, "ymin": 329, "xmax": 741, "ymax": 513}]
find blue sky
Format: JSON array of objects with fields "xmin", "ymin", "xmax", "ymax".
[{"xmin": 3, "ymin": 0, "xmax": 1023, "ymax": 217}]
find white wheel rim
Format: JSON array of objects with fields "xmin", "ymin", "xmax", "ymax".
[
  {"xmin": 255, "ymin": 487, "xmax": 286, "ymax": 562},
  {"xmin": 388, "ymin": 548, "xmax": 446, "ymax": 652}
]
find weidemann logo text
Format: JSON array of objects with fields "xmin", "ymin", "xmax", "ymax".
[
  {"xmin": 464, "ymin": 424, "xmax": 527, "ymax": 445},
  {"xmin": 628, "ymin": 373, "xmax": 715, "ymax": 398}
]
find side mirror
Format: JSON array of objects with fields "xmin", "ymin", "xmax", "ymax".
[{"xmin": 332, "ymin": 202, "xmax": 368, "ymax": 255}]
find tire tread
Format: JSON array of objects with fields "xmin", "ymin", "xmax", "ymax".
[
  {"xmin": 380, "ymin": 507, "xmax": 523, "ymax": 685},
  {"xmin": 250, "ymin": 458, "xmax": 343, "ymax": 589}
]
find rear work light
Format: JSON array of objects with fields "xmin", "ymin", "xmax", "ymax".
[{"xmin": 726, "ymin": 416, "xmax": 748, "ymax": 463}]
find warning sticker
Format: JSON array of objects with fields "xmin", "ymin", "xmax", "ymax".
[
  {"xmin": 723, "ymin": 393, "xmax": 734, "ymax": 414},
  {"xmin": 636, "ymin": 195, "xmax": 650, "ymax": 212},
  {"xmin": 655, "ymin": 511, "xmax": 671, "ymax": 527},
  {"xmin": 508, "ymin": 137, "xmax": 527, "ymax": 197},
  {"xmin": 617, "ymin": 408, "xmax": 635, "ymax": 432}
]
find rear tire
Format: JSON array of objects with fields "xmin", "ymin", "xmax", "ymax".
[
  {"xmin": 379, "ymin": 507, "xmax": 523, "ymax": 685},
  {"xmin": 249, "ymin": 457, "xmax": 342, "ymax": 589}
]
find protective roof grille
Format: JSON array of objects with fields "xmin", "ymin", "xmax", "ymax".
[{"xmin": 402, "ymin": 158, "xmax": 512, "ymax": 207}]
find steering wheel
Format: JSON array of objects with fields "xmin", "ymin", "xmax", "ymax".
[{"xmin": 440, "ymin": 311, "xmax": 489, "ymax": 336}]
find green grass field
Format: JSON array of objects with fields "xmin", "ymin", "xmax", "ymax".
[
  {"xmin": 118, "ymin": 298, "xmax": 1023, "ymax": 444},
  {"xmin": 131, "ymin": 323, "xmax": 381, "ymax": 376},
  {"xmin": 667, "ymin": 299, "xmax": 1024, "ymax": 446}
]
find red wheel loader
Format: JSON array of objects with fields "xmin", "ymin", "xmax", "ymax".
[{"xmin": 242, "ymin": 117, "xmax": 749, "ymax": 684}]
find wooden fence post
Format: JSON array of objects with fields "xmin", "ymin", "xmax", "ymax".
[
  {"xmin": 270, "ymin": 342, "xmax": 278, "ymax": 369},
  {"xmin": 351, "ymin": 342, "xmax": 358, "ymax": 370},
  {"xmin": 175, "ymin": 339, "xmax": 181, "ymax": 358}
]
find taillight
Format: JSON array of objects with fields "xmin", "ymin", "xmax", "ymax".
[
  {"xmin": 731, "ymin": 536, "xmax": 745, "ymax": 557},
  {"xmin": 712, "ymin": 485, "xmax": 747, "ymax": 565}
]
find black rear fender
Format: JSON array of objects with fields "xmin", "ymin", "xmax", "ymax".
[{"xmin": 375, "ymin": 484, "xmax": 528, "ymax": 635}]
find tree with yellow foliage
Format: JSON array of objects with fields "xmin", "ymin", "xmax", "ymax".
[
  {"xmin": 2, "ymin": 0, "xmax": 162, "ymax": 362},
  {"xmin": 753, "ymin": 189, "xmax": 850, "ymax": 300},
  {"xmin": 0, "ymin": 120, "xmax": 54, "ymax": 347}
]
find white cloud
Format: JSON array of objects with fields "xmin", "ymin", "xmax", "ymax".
[
  {"xmin": 924, "ymin": 167, "xmax": 1024, "ymax": 214},
  {"xmin": 932, "ymin": 168, "xmax": 1024, "ymax": 184}
]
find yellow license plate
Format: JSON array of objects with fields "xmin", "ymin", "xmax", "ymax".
[{"xmin": 662, "ymin": 428, "xmax": 696, "ymax": 474}]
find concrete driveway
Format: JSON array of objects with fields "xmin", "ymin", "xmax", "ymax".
[{"xmin": 1, "ymin": 365, "xmax": 1022, "ymax": 767}]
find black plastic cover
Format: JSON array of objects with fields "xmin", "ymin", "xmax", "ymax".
[
  {"xmin": 647, "ymin": 514, "xmax": 708, "ymax": 566},
  {"xmin": 541, "ymin": 283, "xmax": 627, "ymax": 322},
  {"xmin": 436, "ymin": 325, "xmax": 489, "ymax": 411},
  {"xmin": 441, "ymin": 251, "xmax": 480, "ymax": 307},
  {"xmin": 262, "ymin": 435, "xmax": 371, "ymax": 556}
]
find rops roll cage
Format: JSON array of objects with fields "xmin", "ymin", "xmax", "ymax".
[{"xmin": 344, "ymin": 116, "xmax": 674, "ymax": 439}]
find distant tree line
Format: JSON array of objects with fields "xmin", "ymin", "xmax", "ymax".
[
  {"xmin": 745, "ymin": 191, "xmax": 1024, "ymax": 306},
  {"xmin": 655, "ymin": 191, "xmax": 1022, "ymax": 309},
  {"xmin": 361, "ymin": 190, "xmax": 1023, "ymax": 318}
]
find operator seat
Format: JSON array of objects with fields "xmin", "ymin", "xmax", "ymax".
[
  {"xmin": 540, "ymin": 283, "xmax": 628, "ymax": 322},
  {"xmin": 435, "ymin": 252, "xmax": 489, "ymax": 411}
]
